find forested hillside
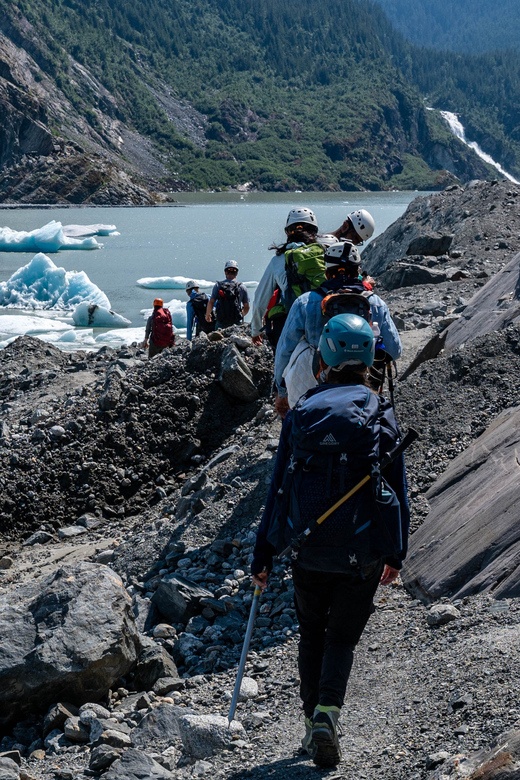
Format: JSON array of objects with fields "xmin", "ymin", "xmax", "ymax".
[
  {"xmin": 374, "ymin": 0, "xmax": 520, "ymax": 53},
  {"xmin": 0, "ymin": 0, "xmax": 517, "ymax": 200}
]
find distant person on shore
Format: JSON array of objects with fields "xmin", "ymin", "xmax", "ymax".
[
  {"xmin": 250, "ymin": 208, "xmax": 375, "ymax": 351},
  {"xmin": 185, "ymin": 280, "xmax": 215, "ymax": 341},
  {"xmin": 143, "ymin": 298, "xmax": 175, "ymax": 357},
  {"xmin": 251, "ymin": 313, "xmax": 410, "ymax": 768},
  {"xmin": 274, "ymin": 241, "xmax": 401, "ymax": 417},
  {"xmin": 205, "ymin": 260, "xmax": 250, "ymax": 330}
]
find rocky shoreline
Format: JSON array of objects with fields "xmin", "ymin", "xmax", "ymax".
[{"xmin": 1, "ymin": 180, "xmax": 520, "ymax": 780}]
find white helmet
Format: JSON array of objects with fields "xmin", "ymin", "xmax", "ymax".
[
  {"xmin": 318, "ymin": 233, "xmax": 338, "ymax": 248},
  {"xmin": 185, "ymin": 279, "xmax": 198, "ymax": 291},
  {"xmin": 224, "ymin": 260, "xmax": 239, "ymax": 270},
  {"xmin": 285, "ymin": 207, "xmax": 318, "ymax": 232},
  {"xmin": 324, "ymin": 241, "xmax": 361, "ymax": 268},
  {"xmin": 348, "ymin": 209, "xmax": 375, "ymax": 242}
]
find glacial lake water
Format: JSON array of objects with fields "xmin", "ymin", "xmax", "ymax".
[{"xmin": 0, "ymin": 190, "xmax": 427, "ymax": 347}]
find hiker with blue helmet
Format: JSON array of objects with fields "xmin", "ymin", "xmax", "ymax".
[
  {"xmin": 274, "ymin": 240, "xmax": 402, "ymax": 417},
  {"xmin": 251, "ymin": 313, "xmax": 410, "ymax": 769}
]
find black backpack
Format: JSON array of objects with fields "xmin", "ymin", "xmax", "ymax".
[
  {"xmin": 318, "ymin": 284, "xmax": 374, "ymax": 324},
  {"xmin": 266, "ymin": 384, "xmax": 402, "ymax": 573},
  {"xmin": 190, "ymin": 292, "xmax": 215, "ymax": 334},
  {"xmin": 216, "ymin": 280, "xmax": 242, "ymax": 327}
]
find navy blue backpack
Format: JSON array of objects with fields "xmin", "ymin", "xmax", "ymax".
[{"xmin": 267, "ymin": 383, "xmax": 403, "ymax": 573}]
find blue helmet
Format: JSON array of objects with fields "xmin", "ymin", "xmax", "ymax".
[{"xmin": 318, "ymin": 314, "xmax": 375, "ymax": 368}]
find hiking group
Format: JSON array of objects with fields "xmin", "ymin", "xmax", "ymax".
[
  {"xmin": 144, "ymin": 206, "xmax": 410, "ymax": 769},
  {"xmin": 247, "ymin": 206, "xmax": 410, "ymax": 769},
  {"xmin": 185, "ymin": 259, "xmax": 250, "ymax": 340}
]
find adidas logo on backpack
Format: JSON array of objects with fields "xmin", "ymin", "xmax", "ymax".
[{"xmin": 321, "ymin": 433, "xmax": 338, "ymax": 445}]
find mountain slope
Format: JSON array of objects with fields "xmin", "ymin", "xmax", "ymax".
[
  {"xmin": 0, "ymin": 0, "xmax": 509, "ymax": 201},
  {"xmin": 374, "ymin": 0, "xmax": 520, "ymax": 53}
]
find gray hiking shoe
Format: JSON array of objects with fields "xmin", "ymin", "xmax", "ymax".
[
  {"xmin": 311, "ymin": 705, "xmax": 341, "ymax": 768},
  {"xmin": 301, "ymin": 716, "xmax": 316, "ymax": 757}
]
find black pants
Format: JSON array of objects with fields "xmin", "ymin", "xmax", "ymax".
[
  {"xmin": 265, "ymin": 314, "xmax": 287, "ymax": 354},
  {"xmin": 292, "ymin": 561, "xmax": 384, "ymax": 717}
]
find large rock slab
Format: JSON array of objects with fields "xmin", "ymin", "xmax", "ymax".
[
  {"xmin": 406, "ymin": 234, "xmax": 453, "ymax": 256},
  {"xmin": 219, "ymin": 345, "xmax": 259, "ymax": 402},
  {"xmin": 402, "ymin": 405, "xmax": 520, "ymax": 602},
  {"xmin": 402, "ymin": 249, "xmax": 520, "ymax": 378},
  {"xmin": 152, "ymin": 574, "xmax": 213, "ymax": 624},
  {"xmin": 379, "ymin": 262, "xmax": 447, "ymax": 290},
  {"xmin": 0, "ymin": 562, "xmax": 138, "ymax": 728}
]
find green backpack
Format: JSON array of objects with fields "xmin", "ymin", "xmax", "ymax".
[{"xmin": 282, "ymin": 242, "xmax": 326, "ymax": 311}]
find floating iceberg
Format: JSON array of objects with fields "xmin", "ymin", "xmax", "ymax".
[
  {"xmin": 0, "ymin": 221, "xmax": 103, "ymax": 252},
  {"xmin": 141, "ymin": 298, "xmax": 187, "ymax": 329},
  {"xmin": 0, "ymin": 253, "xmax": 111, "ymax": 310},
  {"xmin": 72, "ymin": 302, "xmax": 131, "ymax": 329},
  {"xmin": 137, "ymin": 276, "xmax": 214, "ymax": 289},
  {"xmin": 95, "ymin": 327, "xmax": 145, "ymax": 346},
  {"xmin": 62, "ymin": 224, "xmax": 119, "ymax": 238},
  {"xmin": 137, "ymin": 275, "xmax": 258, "ymax": 289}
]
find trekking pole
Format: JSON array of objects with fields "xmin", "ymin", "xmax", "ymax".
[
  {"xmin": 277, "ymin": 427, "xmax": 419, "ymax": 562},
  {"xmin": 228, "ymin": 585, "xmax": 262, "ymax": 724}
]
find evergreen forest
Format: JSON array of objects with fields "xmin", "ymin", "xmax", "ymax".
[{"xmin": 1, "ymin": 0, "xmax": 519, "ymax": 191}]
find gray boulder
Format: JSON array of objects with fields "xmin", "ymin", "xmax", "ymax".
[
  {"xmin": 152, "ymin": 574, "xmax": 213, "ymax": 624},
  {"xmin": 0, "ymin": 758, "xmax": 19, "ymax": 780},
  {"xmin": 131, "ymin": 703, "xmax": 185, "ymax": 747},
  {"xmin": 219, "ymin": 345, "xmax": 258, "ymax": 402},
  {"xmin": 402, "ymin": 405, "xmax": 520, "ymax": 601},
  {"xmin": 0, "ymin": 562, "xmax": 139, "ymax": 728},
  {"xmin": 99, "ymin": 365, "xmax": 125, "ymax": 411},
  {"xmin": 132, "ymin": 636, "xmax": 180, "ymax": 691},
  {"xmin": 177, "ymin": 714, "xmax": 246, "ymax": 759},
  {"xmin": 406, "ymin": 234, "xmax": 453, "ymax": 256},
  {"xmin": 103, "ymin": 748, "xmax": 175, "ymax": 780},
  {"xmin": 379, "ymin": 263, "xmax": 447, "ymax": 290}
]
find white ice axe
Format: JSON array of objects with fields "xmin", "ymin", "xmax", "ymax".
[{"xmin": 227, "ymin": 585, "xmax": 262, "ymax": 724}]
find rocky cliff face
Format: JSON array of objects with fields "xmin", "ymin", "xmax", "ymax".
[{"xmin": 0, "ymin": 17, "xmax": 176, "ymax": 204}]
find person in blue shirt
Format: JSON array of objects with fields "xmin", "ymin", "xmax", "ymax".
[
  {"xmin": 274, "ymin": 241, "xmax": 402, "ymax": 417},
  {"xmin": 185, "ymin": 280, "xmax": 215, "ymax": 341}
]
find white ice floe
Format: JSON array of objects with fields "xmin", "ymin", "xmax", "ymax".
[
  {"xmin": 72, "ymin": 302, "xmax": 131, "ymax": 328},
  {"xmin": 0, "ymin": 314, "xmax": 73, "ymax": 338},
  {"xmin": 62, "ymin": 224, "xmax": 119, "ymax": 238},
  {"xmin": 141, "ymin": 298, "xmax": 187, "ymax": 329},
  {"xmin": 137, "ymin": 276, "xmax": 258, "ymax": 289},
  {"xmin": 137, "ymin": 276, "xmax": 214, "ymax": 289},
  {"xmin": 0, "ymin": 253, "xmax": 111, "ymax": 310},
  {"xmin": 0, "ymin": 221, "xmax": 103, "ymax": 252},
  {"xmin": 95, "ymin": 327, "xmax": 145, "ymax": 346}
]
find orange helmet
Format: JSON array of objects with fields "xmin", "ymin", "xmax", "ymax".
[{"xmin": 153, "ymin": 298, "xmax": 163, "ymax": 307}]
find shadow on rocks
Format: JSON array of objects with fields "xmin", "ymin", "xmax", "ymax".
[{"xmin": 225, "ymin": 753, "xmax": 336, "ymax": 779}]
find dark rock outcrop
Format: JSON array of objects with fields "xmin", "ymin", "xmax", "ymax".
[
  {"xmin": 402, "ymin": 404, "xmax": 520, "ymax": 602},
  {"xmin": 401, "ymin": 249, "xmax": 520, "ymax": 378},
  {"xmin": 362, "ymin": 180, "xmax": 520, "ymax": 277}
]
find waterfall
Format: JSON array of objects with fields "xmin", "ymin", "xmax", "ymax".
[{"xmin": 440, "ymin": 111, "xmax": 519, "ymax": 184}]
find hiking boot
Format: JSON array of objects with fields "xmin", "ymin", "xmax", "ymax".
[
  {"xmin": 311, "ymin": 705, "xmax": 341, "ymax": 768},
  {"xmin": 301, "ymin": 716, "xmax": 316, "ymax": 757}
]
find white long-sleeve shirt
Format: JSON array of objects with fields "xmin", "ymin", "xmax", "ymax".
[{"xmin": 250, "ymin": 253, "xmax": 287, "ymax": 337}]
